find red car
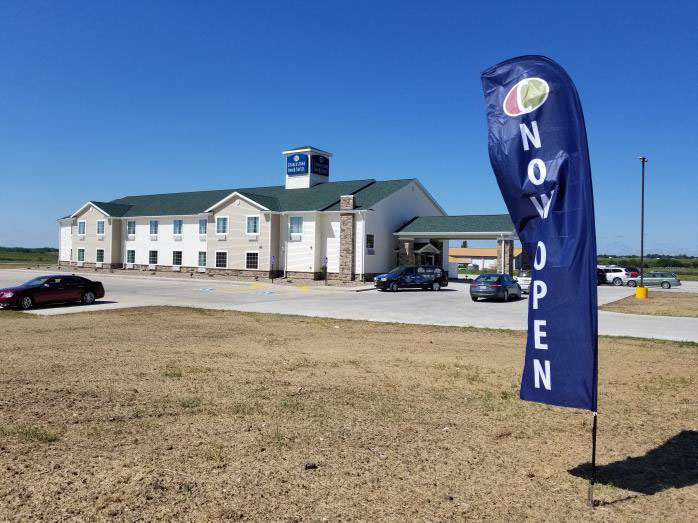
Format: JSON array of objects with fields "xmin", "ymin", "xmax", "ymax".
[{"xmin": 0, "ymin": 275, "xmax": 105, "ymax": 310}]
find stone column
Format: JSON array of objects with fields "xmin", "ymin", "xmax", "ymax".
[
  {"xmin": 497, "ymin": 239, "xmax": 514, "ymax": 275},
  {"xmin": 398, "ymin": 239, "xmax": 415, "ymax": 266},
  {"xmin": 339, "ymin": 195, "xmax": 355, "ymax": 281}
]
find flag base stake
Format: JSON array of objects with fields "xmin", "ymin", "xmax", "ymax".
[{"xmin": 587, "ymin": 411, "xmax": 598, "ymax": 508}]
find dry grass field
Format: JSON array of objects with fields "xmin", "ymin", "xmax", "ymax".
[
  {"xmin": 600, "ymin": 291, "xmax": 698, "ymax": 318},
  {"xmin": 1, "ymin": 307, "xmax": 697, "ymax": 521}
]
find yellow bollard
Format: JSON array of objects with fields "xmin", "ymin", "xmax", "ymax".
[{"xmin": 636, "ymin": 287, "xmax": 648, "ymax": 299}]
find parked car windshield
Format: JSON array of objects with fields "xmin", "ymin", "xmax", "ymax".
[
  {"xmin": 388, "ymin": 266, "xmax": 406, "ymax": 275},
  {"xmin": 22, "ymin": 276, "xmax": 50, "ymax": 287},
  {"xmin": 475, "ymin": 274, "xmax": 501, "ymax": 282}
]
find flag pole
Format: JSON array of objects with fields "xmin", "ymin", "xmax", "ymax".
[{"xmin": 587, "ymin": 411, "xmax": 598, "ymax": 507}]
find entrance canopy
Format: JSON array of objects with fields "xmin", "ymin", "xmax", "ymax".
[
  {"xmin": 394, "ymin": 214, "xmax": 518, "ymax": 274},
  {"xmin": 395, "ymin": 214, "xmax": 517, "ymax": 240}
]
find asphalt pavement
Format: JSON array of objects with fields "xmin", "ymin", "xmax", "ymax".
[{"xmin": 1, "ymin": 269, "xmax": 697, "ymax": 342}]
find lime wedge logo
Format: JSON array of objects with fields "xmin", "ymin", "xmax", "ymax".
[{"xmin": 503, "ymin": 77, "xmax": 550, "ymax": 117}]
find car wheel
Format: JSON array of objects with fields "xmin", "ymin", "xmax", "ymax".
[
  {"xmin": 627, "ymin": 280, "xmax": 636, "ymax": 287},
  {"xmin": 503, "ymin": 289, "xmax": 509, "ymax": 302},
  {"xmin": 612, "ymin": 277, "xmax": 622, "ymax": 286},
  {"xmin": 82, "ymin": 291, "xmax": 96, "ymax": 304},
  {"xmin": 432, "ymin": 281, "xmax": 441, "ymax": 291},
  {"xmin": 18, "ymin": 296, "xmax": 33, "ymax": 310},
  {"xmin": 390, "ymin": 282, "xmax": 399, "ymax": 292},
  {"xmin": 661, "ymin": 281, "xmax": 671, "ymax": 289},
  {"xmin": 471, "ymin": 296, "xmax": 478, "ymax": 302}
]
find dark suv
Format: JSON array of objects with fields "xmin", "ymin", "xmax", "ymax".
[{"xmin": 374, "ymin": 265, "xmax": 448, "ymax": 292}]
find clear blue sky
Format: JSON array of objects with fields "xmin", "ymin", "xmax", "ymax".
[{"xmin": 2, "ymin": 1, "xmax": 697, "ymax": 254}]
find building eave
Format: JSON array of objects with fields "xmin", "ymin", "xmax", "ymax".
[
  {"xmin": 204, "ymin": 191, "xmax": 271, "ymax": 213},
  {"xmin": 70, "ymin": 201, "xmax": 111, "ymax": 218}
]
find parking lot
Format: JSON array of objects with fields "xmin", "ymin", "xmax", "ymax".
[{"xmin": 1, "ymin": 269, "xmax": 697, "ymax": 342}]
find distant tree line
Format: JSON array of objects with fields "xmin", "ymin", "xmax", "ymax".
[
  {"xmin": 597, "ymin": 255, "xmax": 698, "ymax": 269},
  {"xmin": 0, "ymin": 247, "xmax": 58, "ymax": 253}
]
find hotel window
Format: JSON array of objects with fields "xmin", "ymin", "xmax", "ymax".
[
  {"xmin": 96, "ymin": 249, "xmax": 104, "ymax": 263},
  {"xmin": 246, "ymin": 216, "xmax": 260, "ymax": 235},
  {"xmin": 366, "ymin": 234, "xmax": 375, "ymax": 249},
  {"xmin": 96, "ymin": 220, "xmax": 105, "ymax": 235},
  {"xmin": 127, "ymin": 221, "xmax": 136, "ymax": 235},
  {"xmin": 289, "ymin": 216, "xmax": 303, "ymax": 235},
  {"xmin": 173, "ymin": 220, "xmax": 183, "ymax": 235},
  {"xmin": 78, "ymin": 221, "xmax": 86, "ymax": 235},
  {"xmin": 198, "ymin": 251, "xmax": 207, "ymax": 267},
  {"xmin": 199, "ymin": 219, "xmax": 208, "ymax": 234},
  {"xmin": 216, "ymin": 216, "xmax": 228, "ymax": 234},
  {"xmin": 149, "ymin": 220, "xmax": 159, "ymax": 235},
  {"xmin": 127, "ymin": 250, "xmax": 135, "ymax": 264},
  {"xmin": 245, "ymin": 252, "xmax": 259, "ymax": 270},
  {"xmin": 215, "ymin": 251, "xmax": 227, "ymax": 268},
  {"xmin": 172, "ymin": 251, "xmax": 182, "ymax": 266},
  {"xmin": 77, "ymin": 249, "xmax": 85, "ymax": 262},
  {"xmin": 149, "ymin": 250, "xmax": 158, "ymax": 265}
]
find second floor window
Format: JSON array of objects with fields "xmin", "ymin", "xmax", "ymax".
[
  {"xmin": 78, "ymin": 221, "xmax": 86, "ymax": 235},
  {"xmin": 173, "ymin": 220, "xmax": 183, "ymax": 235},
  {"xmin": 127, "ymin": 221, "xmax": 136, "ymax": 235},
  {"xmin": 246, "ymin": 216, "xmax": 259, "ymax": 235},
  {"xmin": 199, "ymin": 219, "xmax": 208, "ymax": 235},
  {"xmin": 96, "ymin": 221, "xmax": 105, "ymax": 235},
  {"xmin": 149, "ymin": 220, "xmax": 159, "ymax": 235},
  {"xmin": 216, "ymin": 216, "xmax": 228, "ymax": 234}
]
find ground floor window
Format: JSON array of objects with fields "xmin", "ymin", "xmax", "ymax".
[
  {"xmin": 127, "ymin": 250, "xmax": 135, "ymax": 264},
  {"xmin": 215, "ymin": 251, "xmax": 227, "ymax": 268},
  {"xmin": 198, "ymin": 251, "xmax": 207, "ymax": 267},
  {"xmin": 246, "ymin": 251, "xmax": 259, "ymax": 270},
  {"xmin": 77, "ymin": 249, "xmax": 85, "ymax": 262},
  {"xmin": 172, "ymin": 250, "xmax": 182, "ymax": 266},
  {"xmin": 149, "ymin": 250, "xmax": 158, "ymax": 265},
  {"xmin": 96, "ymin": 249, "xmax": 104, "ymax": 263}
]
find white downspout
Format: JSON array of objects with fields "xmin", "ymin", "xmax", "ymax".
[
  {"xmin": 283, "ymin": 214, "xmax": 288, "ymax": 278},
  {"xmin": 361, "ymin": 212, "xmax": 366, "ymax": 282},
  {"xmin": 500, "ymin": 234, "xmax": 504, "ymax": 273}
]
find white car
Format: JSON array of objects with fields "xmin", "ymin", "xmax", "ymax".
[
  {"xmin": 599, "ymin": 266, "xmax": 633, "ymax": 286},
  {"xmin": 516, "ymin": 270, "xmax": 532, "ymax": 293}
]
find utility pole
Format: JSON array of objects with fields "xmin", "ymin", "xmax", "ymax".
[{"xmin": 639, "ymin": 156, "xmax": 647, "ymax": 288}]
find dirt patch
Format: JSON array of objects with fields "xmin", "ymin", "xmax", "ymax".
[
  {"xmin": 600, "ymin": 291, "xmax": 698, "ymax": 318},
  {"xmin": 1, "ymin": 307, "xmax": 697, "ymax": 520}
]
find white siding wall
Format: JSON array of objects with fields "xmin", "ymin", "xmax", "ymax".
[
  {"xmin": 122, "ymin": 217, "xmax": 207, "ymax": 267},
  {"xmin": 282, "ymin": 212, "xmax": 317, "ymax": 272},
  {"xmin": 323, "ymin": 215, "xmax": 341, "ymax": 273},
  {"xmin": 59, "ymin": 223, "xmax": 73, "ymax": 261},
  {"xmin": 210, "ymin": 197, "xmax": 271, "ymax": 270},
  {"xmin": 363, "ymin": 181, "xmax": 445, "ymax": 274}
]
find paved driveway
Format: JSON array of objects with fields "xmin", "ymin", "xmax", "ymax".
[{"xmin": 1, "ymin": 269, "xmax": 697, "ymax": 342}]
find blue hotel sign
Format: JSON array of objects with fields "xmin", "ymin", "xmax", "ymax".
[
  {"xmin": 311, "ymin": 155, "xmax": 330, "ymax": 176},
  {"xmin": 287, "ymin": 154, "xmax": 308, "ymax": 175}
]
